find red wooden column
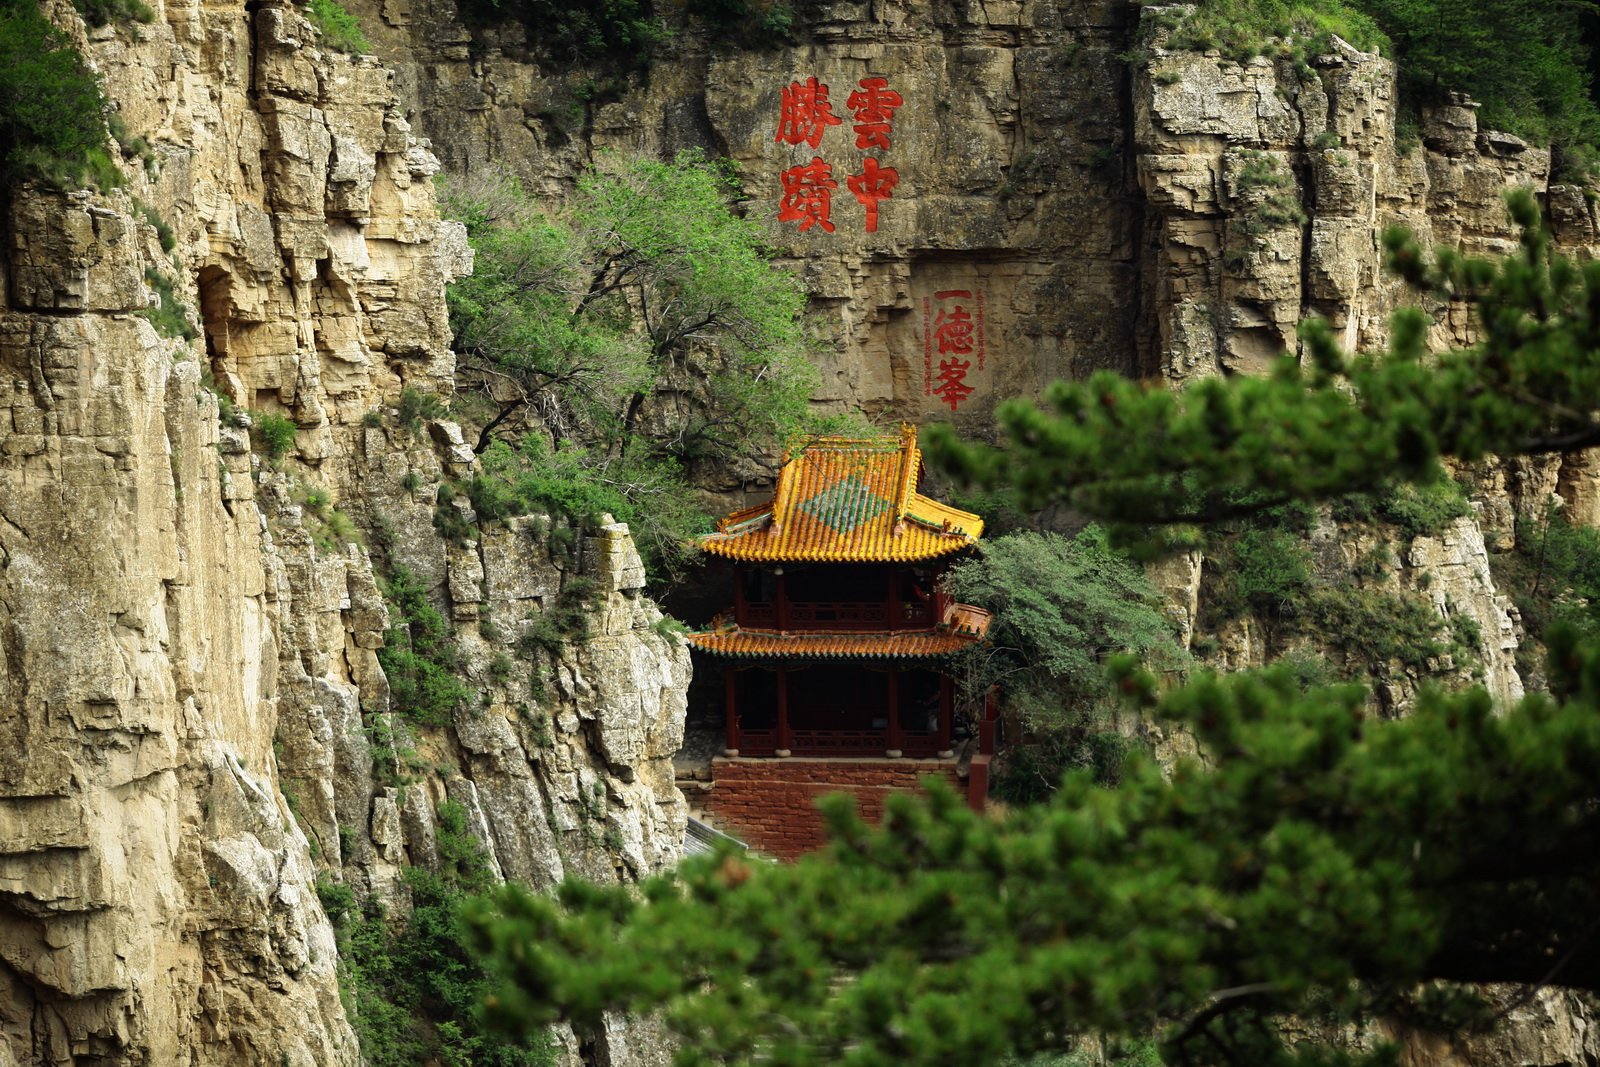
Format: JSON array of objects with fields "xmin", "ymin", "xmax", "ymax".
[
  {"xmin": 776, "ymin": 666, "xmax": 792, "ymax": 757},
  {"xmin": 733, "ymin": 564, "xmax": 747, "ymax": 626},
  {"xmin": 723, "ymin": 667, "xmax": 739, "ymax": 756},
  {"xmin": 887, "ymin": 565, "xmax": 901, "ymax": 628},
  {"xmin": 886, "ymin": 667, "xmax": 902, "ymax": 758},
  {"xmin": 938, "ymin": 672, "xmax": 954, "ymax": 758},
  {"xmin": 775, "ymin": 568, "xmax": 790, "ymax": 631}
]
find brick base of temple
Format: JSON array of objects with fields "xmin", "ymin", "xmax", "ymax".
[{"xmin": 701, "ymin": 756, "xmax": 973, "ymax": 861}]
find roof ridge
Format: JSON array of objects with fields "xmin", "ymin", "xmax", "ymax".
[
  {"xmin": 894, "ymin": 422, "xmax": 919, "ymax": 522},
  {"xmin": 699, "ymin": 424, "xmax": 983, "ymax": 563}
]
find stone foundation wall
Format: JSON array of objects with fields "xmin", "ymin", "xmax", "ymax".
[{"xmin": 702, "ymin": 757, "xmax": 965, "ymax": 861}]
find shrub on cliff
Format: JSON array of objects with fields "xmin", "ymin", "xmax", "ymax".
[
  {"xmin": 1361, "ymin": 0, "xmax": 1600, "ymax": 161},
  {"xmin": 307, "ymin": 0, "xmax": 369, "ymax": 54},
  {"xmin": 462, "ymin": 437, "xmax": 709, "ymax": 580},
  {"xmin": 0, "ymin": 0, "xmax": 116, "ymax": 189},
  {"xmin": 463, "ymin": 193, "xmax": 1600, "ymax": 1064},
  {"xmin": 330, "ymin": 801, "xmax": 552, "ymax": 1067},
  {"xmin": 945, "ymin": 528, "xmax": 1189, "ymax": 800},
  {"xmin": 377, "ymin": 566, "xmax": 472, "ymax": 728},
  {"xmin": 452, "ymin": 0, "xmax": 661, "ymax": 66}
]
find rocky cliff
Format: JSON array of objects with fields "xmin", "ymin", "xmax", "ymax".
[
  {"xmin": 0, "ymin": 0, "xmax": 686, "ymax": 1063},
  {"xmin": 4, "ymin": 0, "xmax": 1600, "ymax": 1063}
]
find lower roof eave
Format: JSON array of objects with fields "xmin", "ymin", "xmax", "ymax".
[{"xmin": 683, "ymin": 628, "xmax": 979, "ymax": 662}]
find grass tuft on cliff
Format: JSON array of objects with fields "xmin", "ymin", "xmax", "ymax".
[{"xmin": 307, "ymin": 0, "xmax": 369, "ymax": 55}]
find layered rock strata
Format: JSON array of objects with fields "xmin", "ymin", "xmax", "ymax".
[{"xmin": 0, "ymin": 0, "xmax": 688, "ymax": 1063}]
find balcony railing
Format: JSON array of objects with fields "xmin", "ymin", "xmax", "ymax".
[
  {"xmin": 730, "ymin": 727, "xmax": 945, "ymax": 758},
  {"xmin": 740, "ymin": 600, "xmax": 934, "ymax": 630}
]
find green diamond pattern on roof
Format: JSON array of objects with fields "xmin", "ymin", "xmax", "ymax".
[{"xmin": 798, "ymin": 475, "xmax": 891, "ymax": 534}]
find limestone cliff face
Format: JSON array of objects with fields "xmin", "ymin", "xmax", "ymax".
[
  {"xmin": 5, "ymin": 0, "xmax": 1600, "ymax": 1062},
  {"xmin": 359, "ymin": 0, "xmax": 1600, "ymax": 492},
  {"xmin": 354, "ymin": 0, "xmax": 1145, "ymax": 437},
  {"xmin": 0, "ymin": 0, "xmax": 687, "ymax": 1064},
  {"xmin": 1126, "ymin": 8, "xmax": 1598, "ymax": 714}
]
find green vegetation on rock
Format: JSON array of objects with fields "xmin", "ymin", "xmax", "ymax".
[
  {"xmin": 1360, "ymin": 0, "xmax": 1600, "ymax": 168},
  {"xmin": 458, "ymin": 437, "xmax": 708, "ymax": 580},
  {"xmin": 139, "ymin": 268, "xmax": 197, "ymax": 341},
  {"xmin": 0, "ymin": 0, "xmax": 116, "ymax": 188},
  {"xmin": 327, "ymin": 800, "xmax": 552, "ymax": 1067},
  {"xmin": 250, "ymin": 411, "xmax": 298, "ymax": 463},
  {"xmin": 377, "ymin": 566, "xmax": 473, "ymax": 729},
  {"xmin": 453, "ymin": 0, "xmax": 661, "ymax": 65},
  {"xmin": 1327, "ymin": 476, "xmax": 1472, "ymax": 541},
  {"xmin": 307, "ymin": 0, "xmax": 369, "ymax": 54},
  {"xmin": 69, "ymin": 0, "xmax": 152, "ymax": 26},
  {"xmin": 686, "ymin": 0, "xmax": 818, "ymax": 48},
  {"xmin": 442, "ymin": 151, "xmax": 823, "ymax": 582},
  {"xmin": 945, "ymin": 528, "xmax": 1189, "ymax": 801},
  {"xmin": 1150, "ymin": 0, "xmax": 1385, "ymax": 71},
  {"xmin": 1491, "ymin": 505, "xmax": 1600, "ymax": 680}
]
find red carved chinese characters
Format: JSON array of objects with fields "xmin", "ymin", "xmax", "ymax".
[
  {"xmin": 933, "ymin": 358, "xmax": 974, "ymax": 410},
  {"xmin": 933, "ymin": 302, "xmax": 973, "ymax": 357},
  {"xmin": 922, "ymin": 288, "xmax": 986, "ymax": 411},
  {"xmin": 774, "ymin": 77, "xmax": 842, "ymax": 149},
  {"xmin": 778, "ymin": 158, "xmax": 838, "ymax": 233},
  {"xmin": 847, "ymin": 157, "xmax": 899, "ymax": 234},
  {"xmin": 846, "ymin": 76, "xmax": 903, "ymax": 150},
  {"xmin": 774, "ymin": 74, "xmax": 901, "ymax": 234}
]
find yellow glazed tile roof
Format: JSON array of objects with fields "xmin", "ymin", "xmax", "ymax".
[
  {"xmin": 685, "ymin": 605, "xmax": 991, "ymax": 661},
  {"xmin": 701, "ymin": 424, "xmax": 984, "ymax": 563}
]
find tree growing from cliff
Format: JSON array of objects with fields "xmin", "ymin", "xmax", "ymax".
[
  {"xmin": 944, "ymin": 527, "xmax": 1190, "ymax": 801},
  {"xmin": 442, "ymin": 150, "xmax": 817, "ymax": 463},
  {"xmin": 460, "ymin": 190, "xmax": 1600, "ymax": 1064},
  {"xmin": 440, "ymin": 151, "xmax": 823, "ymax": 579}
]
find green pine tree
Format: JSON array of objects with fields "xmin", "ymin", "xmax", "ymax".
[{"xmin": 461, "ymin": 190, "xmax": 1600, "ymax": 1065}]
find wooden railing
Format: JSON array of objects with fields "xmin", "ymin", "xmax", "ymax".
[
  {"xmin": 740, "ymin": 600, "xmax": 934, "ymax": 630},
  {"xmin": 791, "ymin": 729, "xmax": 888, "ymax": 756},
  {"xmin": 743, "ymin": 603, "xmax": 777, "ymax": 625},
  {"xmin": 738, "ymin": 729, "xmax": 778, "ymax": 756},
  {"xmin": 733, "ymin": 729, "xmax": 943, "ymax": 758}
]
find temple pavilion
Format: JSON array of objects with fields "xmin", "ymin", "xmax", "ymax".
[{"xmin": 686, "ymin": 425, "xmax": 992, "ymax": 761}]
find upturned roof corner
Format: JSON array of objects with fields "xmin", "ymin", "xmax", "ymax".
[{"xmin": 700, "ymin": 424, "xmax": 984, "ymax": 563}]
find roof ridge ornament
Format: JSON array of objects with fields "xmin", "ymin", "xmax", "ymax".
[{"xmin": 700, "ymin": 424, "xmax": 984, "ymax": 563}]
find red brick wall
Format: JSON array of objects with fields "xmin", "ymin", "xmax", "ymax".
[{"xmin": 702, "ymin": 757, "xmax": 968, "ymax": 861}]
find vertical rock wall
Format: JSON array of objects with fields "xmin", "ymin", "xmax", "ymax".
[
  {"xmin": 334, "ymin": 5, "xmax": 1600, "ymax": 1063},
  {"xmin": 0, "ymin": 0, "xmax": 689, "ymax": 1063},
  {"xmin": 354, "ymin": 0, "xmax": 1149, "ymax": 440}
]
